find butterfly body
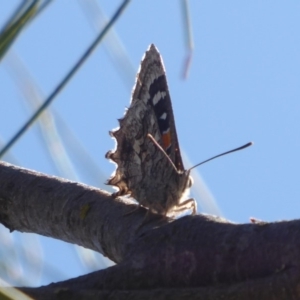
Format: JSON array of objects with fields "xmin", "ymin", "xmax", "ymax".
[{"xmin": 106, "ymin": 44, "xmax": 196, "ymax": 216}]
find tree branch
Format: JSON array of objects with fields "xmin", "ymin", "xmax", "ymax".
[
  {"xmin": 0, "ymin": 160, "xmax": 152, "ymax": 263},
  {"xmin": 0, "ymin": 161, "xmax": 299, "ymax": 299}
]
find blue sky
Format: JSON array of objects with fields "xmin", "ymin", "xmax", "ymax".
[{"xmin": 1, "ymin": 0, "xmax": 300, "ymax": 286}]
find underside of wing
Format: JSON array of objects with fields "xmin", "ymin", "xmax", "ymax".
[
  {"xmin": 106, "ymin": 44, "xmax": 185, "ymax": 201},
  {"xmin": 133, "ymin": 44, "xmax": 184, "ymax": 171}
]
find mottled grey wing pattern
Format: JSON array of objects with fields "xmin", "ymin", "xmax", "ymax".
[
  {"xmin": 106, "ymin": 44, "xmax": 194, "ymax": 215},
  {"xmin": 131, "ymin": 46, "xmax": 185, "ymax": 172}
]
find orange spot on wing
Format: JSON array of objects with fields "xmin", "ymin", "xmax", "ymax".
[{"xmin": 162, "ymin": 132, "xmax": 171, "ymax": 150}]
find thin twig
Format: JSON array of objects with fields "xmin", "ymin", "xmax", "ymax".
[{"xmin": 0, "ymin": 0, "xmax": 131, "ymax": 158}]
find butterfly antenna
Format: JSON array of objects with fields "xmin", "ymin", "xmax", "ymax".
[
  {"xmin": 188, "ymin": 142, "xmax": 253, "ymax": 171},
  {"xmin": 147, "ymin": 134, "xmax": 178, "ymax": 171}
]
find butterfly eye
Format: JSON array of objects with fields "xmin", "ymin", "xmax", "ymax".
[{"xmin": 187, "ymin": 176, "xmax": 193, "ymax": 188}]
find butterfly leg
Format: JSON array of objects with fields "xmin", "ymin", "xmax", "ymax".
[{"xmin": 173, "ymin": 198, "xmax": 197, "ymax": 215}]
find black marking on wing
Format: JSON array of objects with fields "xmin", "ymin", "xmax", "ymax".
[{"xmin": 148, "ymin": 75, "xmax": 184, "ymax": 171}]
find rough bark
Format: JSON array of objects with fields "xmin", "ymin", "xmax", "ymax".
[{"xmin": 0, "ymin": 161, "xmax": 299, "ymax": 299}]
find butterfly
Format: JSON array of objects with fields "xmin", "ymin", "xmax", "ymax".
[{"xmin": 106, "ymin": 44, "xmax": 197, "ymax": 216}]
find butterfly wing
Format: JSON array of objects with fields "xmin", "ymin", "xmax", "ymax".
[
  {"xmin": 106, "ymin": 44, "xmax": 189, "ymax": 214},
  {"xmin": 133, "ymin": 44, "xmax": 184, "ymax": 171}
]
